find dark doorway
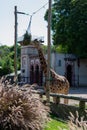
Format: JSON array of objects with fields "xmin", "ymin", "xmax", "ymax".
[
  {"xmin": 35, "ymin": 65, "xmax": 39, "ymax": 84},
  {"xmin": 30, "ymin": 65, "xmax": 34, "ymax": 84},
  {"xmin": 66, "ymin": 65, "xmax": 72, "ymax": 86}
]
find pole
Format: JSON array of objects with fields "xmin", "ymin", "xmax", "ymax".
[
  {"xmin": 14, "ymin": 6, "xmax": 29, "ymax": 84},
  {"xmin": 46, "ymin": 0, "xmax": 52, "ymax": 103},
  {"xmin": 27, "ymin": 15, "xmax": 33, "ymax": 34},
  {"xmin": 14, "ymin": 6, "xmax": 17, "ymax": 83}
]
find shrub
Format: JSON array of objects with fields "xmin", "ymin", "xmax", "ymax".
[{"xmin": 0, "ymin": 81, "xmax": 49, "ymax": 130}]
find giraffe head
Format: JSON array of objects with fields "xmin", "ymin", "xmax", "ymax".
[{"xmin": 31, "ymin": 39, "xmax": 42, "ymax": 50}]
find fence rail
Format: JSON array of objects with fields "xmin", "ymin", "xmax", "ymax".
[{"xmin": 31, "ymin": 89, "xmax": 87, "ymax": 112}]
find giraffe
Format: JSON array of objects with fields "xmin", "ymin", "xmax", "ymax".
[{"xmin": 31, "ymin": 39, "xmax": 70, "ymax": 104}]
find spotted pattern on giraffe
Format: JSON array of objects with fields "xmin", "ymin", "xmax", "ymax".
[{"xmin": 31, "ymin": 40, "xmax": 70, "ymax": 103}]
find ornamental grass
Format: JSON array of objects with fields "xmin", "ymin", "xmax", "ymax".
[
  {"xmin": 68, "ymin": 111, "xmax": 87, "ymax": 130},
  {"xmin": 0, "ymin": 79, "xmax": 49, "ymax": 130}
]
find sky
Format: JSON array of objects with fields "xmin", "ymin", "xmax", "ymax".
[{"xmin": 0, "ymin": 0, "xmax": 48, "ymax": 46}]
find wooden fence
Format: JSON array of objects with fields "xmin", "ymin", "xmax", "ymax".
[{"xmin": 32, "ymin": 89, "xmax": 87, "ymax": 112}]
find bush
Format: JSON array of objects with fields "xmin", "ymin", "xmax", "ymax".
[{"xmin": 0, "ymin": 81, "xmax": 49, "ymax": 130}]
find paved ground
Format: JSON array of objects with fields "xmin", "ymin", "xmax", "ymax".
[
  {"xmin": 69, "ymin": 87, "xmax": 87, "ymax": 98},
  {"xmin": 68, "ymin": 87, "xmax": 87, "ymax": 105}
]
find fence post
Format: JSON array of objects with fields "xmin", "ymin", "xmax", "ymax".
[
  {"xmin": 79, "ymin": 101, "xmax": 85, "ymax": 112},
  {"xmin": 54, "ymin": 97, "xmax": 60, "ymax": 104}
]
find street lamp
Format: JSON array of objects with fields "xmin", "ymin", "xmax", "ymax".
[{"xmin": 14, "ymin": 6, "xmax": 28, "ymax": 84}]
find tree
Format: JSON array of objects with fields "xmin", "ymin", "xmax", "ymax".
[
  {"xmin": 0, "ymin": 45, "xmax": 21, "ymax": 76},
  {"xmin": 23, "ymin": 31, "xmax": 32, "ymax": 45},
  {"xmin": 2, "ymin": 56, "xmax": 13, "ymax": 75},
  {"xmin": 44, "ymin": 0, "xmax": 87, "ymax": 57}
]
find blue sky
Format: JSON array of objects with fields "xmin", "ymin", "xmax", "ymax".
[{"xmin": 0, "ymin": 0, "xmax": 48, "ymax": 46}]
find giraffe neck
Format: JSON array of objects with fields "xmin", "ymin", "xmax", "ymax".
[{"xmin": 37, "ymin": 48, "xmax": 48, "ymax": 77}]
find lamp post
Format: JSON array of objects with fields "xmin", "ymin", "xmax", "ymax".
[
  {"xmin": 14, "ymin": 6, "xmax": 28, "ymax": 83},
  {"xmin": 46, "ymin": 0, "xmax": 52, "ymax": 103}
]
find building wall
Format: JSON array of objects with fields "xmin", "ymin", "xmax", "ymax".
[
  {"xmin": 77, "ymin": 59, "xmax": 87, "ymax": 86},
  {"xmin": 51, "ymin": 53, "xmax": 87, "ymax": 87},
  {"xmin": 20, "ymin": 45, "xmax": 87, "ymax": 87},
  {"xmin": 51, "ymin": 53, "xmax": 66, "ymax": 76},
  {"xmin": 21, "ymin": 45, "xmax": 38, "ymax": 83},
  {"xmin": 21, "ymin": 45, "xmax": 43, "ymax": 85}
]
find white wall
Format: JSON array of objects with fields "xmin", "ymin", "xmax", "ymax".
[
  {"xmin": 79, "ymin": 59, "xmax": 87, "ymax": 86},
  {"xmin": 51, "ymin": 53, "xmax": 66, "ymax": 76},
  {"xmin": 21, "ymin": 45, "xmax": 38, "ymax": 83},
  {"xmin": 51, "ymin": 53, "xmax": 87, "ymax": 87}
]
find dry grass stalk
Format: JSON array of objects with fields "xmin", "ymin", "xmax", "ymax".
[{"xmin": 68, "ymin": 111, "xmax": 87, "ymax": 130}]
